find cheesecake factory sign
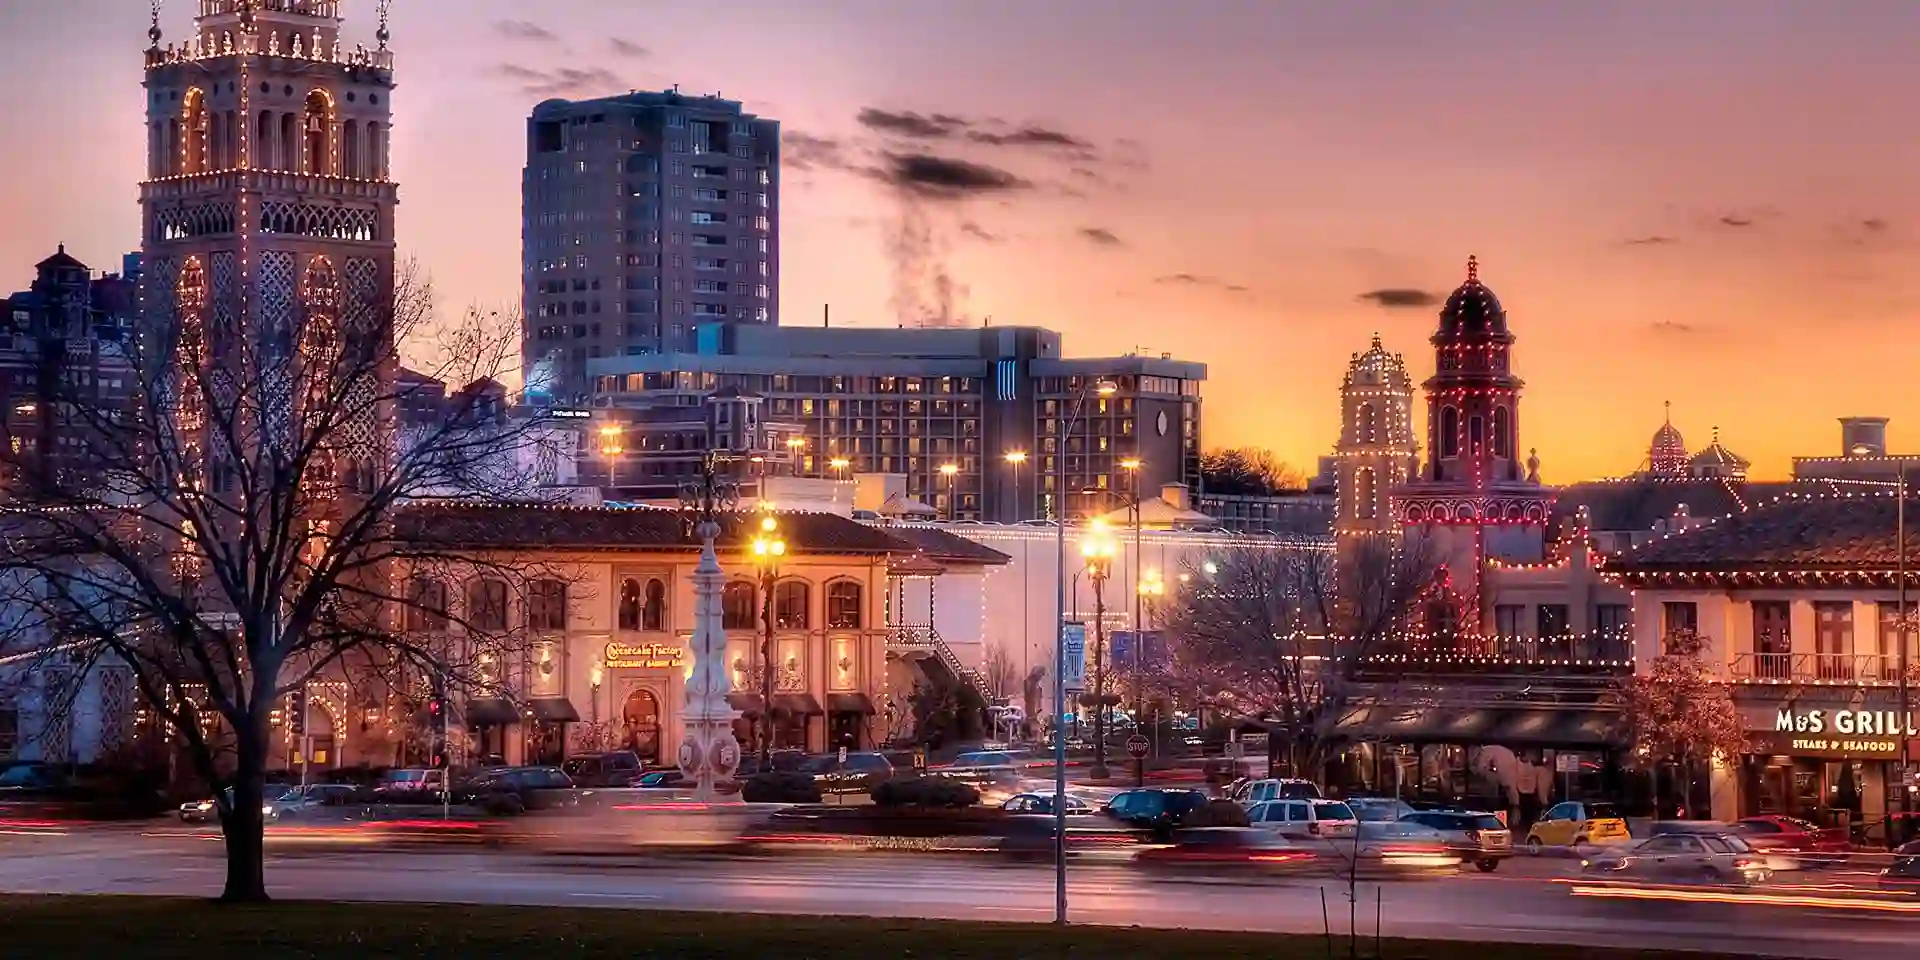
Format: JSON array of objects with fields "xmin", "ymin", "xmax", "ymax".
[
  {"xmin": 604, "ymin": 641, "xmax": 687, "ymax": 670},
  {"xmin": 1758, "ymin": 708, "xmax": 1918, "ymax": 758}
]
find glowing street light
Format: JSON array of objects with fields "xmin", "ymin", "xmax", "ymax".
[
  {"xmin": 939, "ymin": 462, "xmax": 960, "ymax": 521},
  {"xmin": 597, "ymin": 423, "xmax": 625, "ymax": 492},
  {"xmin": 749, "ymin": 510, "xmax": 786, "ymax": 768}
]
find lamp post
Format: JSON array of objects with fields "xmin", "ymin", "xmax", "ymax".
[
  {"xmin": 751, "ymin": 509, "xmax": 786, "ymax": 768},
  {"xmin": 1136, "ymin": 567, "xmax": 1164, "ymax": 786},
  {"xmin": 786, "ymin": 436, "xmax": 806, "ymax": 477},
  {"xmin": 1051, "ymin": 376, "xmax": 1116, "ymax": 926},
  {"xmin": 589, "ymin": 659, "xmax": 604, "ymax": 726},
  {"xmin": 597, "ymin": 423, "xmax": 625, "ymax": 495},
  {"xmin": 1081, "ymin": 519, "xmax": 1117, "ymax": 781},
  {"xmin": 829, "ymin": 456, "xmax": 852, "ymax": 511},
  {"xmin": 675, "ymin": 448, "xmax": 743, "ymax": 802},
  {"xmin": 939, "ymin": 462, "xmax": 960, "ymax": 521},
  {"xmin": 1118, "ymin": 456, "xmax": 1144, "ymax": 785},
  {"xmin": 1004, "ymin": 450, "xmax": 1028, "ymax": 523}
]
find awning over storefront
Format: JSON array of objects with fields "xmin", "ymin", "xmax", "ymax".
[
  {"xmin": 773, "ymin": 693, "xmax": 823, "ymax": 716},
  {"xmin": 727, "ymin": 693, "xmax": 764, "ymax": 718},
  {"xmin": 528, "ymin": 697, "xmax": 580, "ymax": 723},
  {"xmin": 1337, "ymin": 705, "xmax": 1622, "ymax": 748},
  {"xmin": 828, "ymin": 693, "xmax": 876, "ymax": 715},
  {"xmin": 464, "ymin": 697, "xmax": 520, "ymax": 727}
]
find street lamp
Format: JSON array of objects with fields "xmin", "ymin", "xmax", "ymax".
[
  {"xmin": 1118, "ymin": 456, "xmax": 1145, "ymax": 786},
  {"xmin": 597, "ymin": 424, "xmax": 625, "ymax": 494},
  {"xmin": 828, "ymin": 456, "xmax": 851, "ymax": 476},
  {"xmin": 751, "ymin": 510, "xmax": 786, "ymax": 767},
  {"xmin": 590, "ymin": 659, "xmax": 605, "ymax": 726},
  {"xmin": 1081, "ymin": 519, "xmax": 1118, "ymax": 781},
  {"xmin": 1004, "ymin": 450, "xmax": 1029, "ymax": 523},
  {"xmin": 939, "ymin": 462, "xmax": 960, "ymax": 521},
  {"xmin": 1052, "ymin": 375, "xmax": 1115, "ymax": 925},
  {"xmin": 1829, "ymin": 476, "xmax": 1916, "ymax": 840}
]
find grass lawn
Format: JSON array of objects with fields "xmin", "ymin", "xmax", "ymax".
[{"xmin": 0, "ymin": 895, "xmax": 1762, "ymax": 959}]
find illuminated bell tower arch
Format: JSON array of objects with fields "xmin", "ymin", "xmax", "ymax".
[{"xmin": 141, "ymin": 0, "xmax": 398, "ymax": 480}]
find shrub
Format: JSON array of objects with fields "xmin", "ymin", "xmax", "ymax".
[
  {"xmin": 871, "ymin": 776, "xmax": 979, "ymax": 809},
  {"xmin": 1182, "ymin": 799, "xmax": 1250, "ymax": 828},
  {"xmin": 741, "ymin": 771, "xmax": 822, "ymax": 804}
]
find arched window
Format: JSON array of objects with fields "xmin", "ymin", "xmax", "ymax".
[
  {"xmin": 366, "ymin": 122, "xmax": 383, "ymax": 179},
  {"xmin": 617, "ymin": 577, "xmax": 642, "ymax": 631},
  {"xmin": 224, "ymin": 109, "xmax": 238, "ymax": 169},
  {"xmin": 1468, "ymin": 415, "xmax": 1485, "ymax": 455},
  {"xmin": 405, "ymin": 577, "xmax": 448, "ymax": 632},
  {"xmin": 280, "ymin": 113, "xmax": 297, "ymax": 172},
  {"xmin": 1439, "ymin": 406, "xmax": 1460, "ymax": 459},
  {"xmin": 466, "ymin": 579, "xmax": 507, "ymax": 632},
  {"xmin": 165, "ymin": 118, "xmax": 181, "ymax": 176},
  {"xmin": 1493, "ymin": 406, "xmax": 1512, "ymax": 459},
  {"xmin": 1354, "ymin": 467, "xmax": 1377, "ymax": 520},
  {"xmin": 303, "ymin": 91, "xmax": 331, "ymax": 176},
  {"xmin": 721, "ymin": 581, "xmax": 757, "ymax": 630},
  {"xmin": 206, "ymin": 109, "xmax": 223, "ymax": 172},
  {"xmin": 826, "ymin": 581, "xmax": 863, "ymax": 629},
  {"xmin": 342, "ymin": 119, "xmax": 360, "ymax": 178},
  {"xmin": 774, "ymin": 580, "xmax": 809, "ymax": 630},
  {"xmin": 642, "ymin": 578, "xmax": 667, "ymax": 631},
  {"xmin": 149, "ymin": 121, "xmax": 163, "ymax": 178},
  {"xmin": 527, "ymin": 579, "xmax": 568, "ymax": 631},
  {"xmin": 182, "ymin": 89, "xmax": 207, "ymax": 175},
  {"xmin": 1359, "ymin": 402, "xmax": 1378, "ymax": 444},
  {"xmin": 257, "ymin": 111, "xmax": 275, "ymax": 170}
]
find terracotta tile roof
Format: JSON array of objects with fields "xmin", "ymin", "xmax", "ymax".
[
  {"xmin": 873, "ymin": 525, "xmax": 1011, "ymax": 566},
  {"xmin": 1551, "ymin": 477, "xmax": 1832, "ymax": 532},
  {"xmin": 395, "ymin": 503, "xmax": 911, "ymax": 556},
  {"xmin": 1602, "ymin": 493, "xmax": 1919, "ymax": 573}
]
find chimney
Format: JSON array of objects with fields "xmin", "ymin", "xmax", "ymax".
[{"xmin": 1160, "ymin": 482, "xmax": 1189, "ymax": 511}]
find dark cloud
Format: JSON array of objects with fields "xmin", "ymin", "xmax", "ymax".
[
  {"xmin": 1155, "ymin": 273, "xmax": 1249, "ymax": 293},
  {"xmin": 784, "ymin": 133, "xmax": 849, "ymax": 172},
  {"xmin": 1718, "ymin": 214, "xmax": 1755, "ymax": 228},
  {"xmin": 960, "ymin": 221, "xmax": 1004, "ymax": 244},
  {"xmin": 1624, "ymin": 235, "xmax": 1677, "ymax": 246},
  {"xmin": 857, "ymin": 108, "xmax": 967, "ymax": 140},
  {"xmin": 494, "ymin": 20, "xmax": 559, "ymax": 42},
  {"xmin": 1649, "ymin": 320, "xmax": 1696, "ymax": 335},
  {"xmin": 493, "ymin": 64, "xmax": 624, "ymax": 98},
  {"xmin": 873, "ymin": 153, "xmax": 1030, "ymax": 198},
  {"xmin": 967, "ymin": 126, "xmax": 1095, "ymax": 153},
  {"xmin": 609, "ymin": 38, "xmax": 648, "ymax": 58},
  {"xmin": 1079, "ymin": 227, "xmax": 1123, "ymax": 247},
  {"xmin": 1861, "ymin": 218, "xmax": 1889, "ymax": 232},
  {"xmin": 1357, "ymin": 288, "xmax": 1440, "ymax": 309}
]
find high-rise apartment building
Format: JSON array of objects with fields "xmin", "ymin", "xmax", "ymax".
[
  {"xmin": 583, "ymin": 323, "xmax": 1204, "ymax": 522},
  {"xmin": 522, "ymin": 90, "xmax": 780, "ymax": 403}
]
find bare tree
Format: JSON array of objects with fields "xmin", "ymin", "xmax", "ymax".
[
  {"xmin": 981, "ymin": 645, "xmax": 1019, "ymax": 703},
  {"xmin": 1199, "ymin": 447, "xmax": 1308, "ymax": 496},
  {"xmin": 1163, "ymin": 535, "xmax": 1438, "ymax": 776},
  {"xmin": 1621, "ymin": 629, "xmax": 1747, "ymax": 817},
  {"xmin": 0, "ymin": 262, "xmax": 564, "ymax": 901}
]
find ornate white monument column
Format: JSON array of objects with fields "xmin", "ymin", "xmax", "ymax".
[{"xmin": 677, "ymin": 454, "xmax": 741, "ymax": 801}]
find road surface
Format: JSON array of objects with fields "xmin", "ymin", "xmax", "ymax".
[{"xmin": 0, "ymin": 825, "xmax": 1912, "ymax": 958}]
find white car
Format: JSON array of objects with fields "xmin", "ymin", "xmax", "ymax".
[
  {"xmin": 1248, "ymin": 798, "xmax": 1360, "ymax": 840},
  {"xmin": 1229, "ymin": 778, "xmax": 1323, "ymax": 808}
]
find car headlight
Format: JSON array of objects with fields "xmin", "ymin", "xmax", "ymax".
[
  {"xmin": 195, "ymin": 801, "xmax": 213, "ymax": 811},
  {"xmin": 262, "ymin": 806, "xmax": 274, "ymax": 815}
]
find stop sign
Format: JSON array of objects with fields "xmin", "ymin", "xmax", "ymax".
[{"xmin": 1126, "ymin": 735, "xmax": 1150, "ymax": 759}]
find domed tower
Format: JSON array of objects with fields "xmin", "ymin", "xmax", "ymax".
[
  {"xmin": 1393, "ymin": 255, "xmax": 1554, "ymax": 646},
  {"xmin": 140, "ymin": 0, "xmax": 397, "ymax": 478},
  {"xmin": 1648, "ymin": 401, "xmax": 1688, "ymax": 477},
  {"xmin": 1335, "ymin": 334, "xmax": 1416, "ymax": 540}
]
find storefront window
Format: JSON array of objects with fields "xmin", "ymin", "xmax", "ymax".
[{"xmin": 722, "ymin": 581, "xmax": 757, "ymax": 630}]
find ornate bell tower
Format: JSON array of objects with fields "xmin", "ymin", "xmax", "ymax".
[
  {"xmin": 140, "ymin": 0, "xmax": 398, "ymax": 468},
  {"xmin": 1334, "ymin": 334, "xmax": 1416, "ymax": 544}
]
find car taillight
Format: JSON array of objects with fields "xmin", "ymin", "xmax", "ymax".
[
  {"xmin": 1733, "ymin": 857, "xmax": 1759, "ymax": 869},
  {"xmin": 1309, "ymin": 822, "xmax": 1321, "ymax": 835}
]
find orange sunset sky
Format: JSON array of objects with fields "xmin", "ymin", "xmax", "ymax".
[{"xmin": 4, "ymin": 0, "xmax": 1919, "ymax": 481}]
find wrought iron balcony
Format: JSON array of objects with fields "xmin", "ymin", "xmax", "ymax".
[{"xmin": 1728, "ymin": 652, "xmax": 1920, "ymax": 686}]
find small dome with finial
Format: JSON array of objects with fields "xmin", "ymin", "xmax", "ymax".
[
  {"xmin": 1343, "ymin": 333, "xmax": 1412, "ymax": 392},
  {"xmin": 1436, "ymin": 254, "xmax": 1510, "ymax": 342},
  {"xmin": 1688, "ymin": 426, "xmax": 1749, "ymax": 479},
  {"xmin": 1649, "ymin": 401, "xmax": 1688, "ymax": 476}
]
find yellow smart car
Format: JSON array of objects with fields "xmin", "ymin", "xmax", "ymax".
[{"xmin": 1525, "ymin": 801, "xmax": 1630, "ymax": 854}]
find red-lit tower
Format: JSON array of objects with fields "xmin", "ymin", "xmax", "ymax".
[{"xmin": 1393, "ymin": 256, "xmax": 1551, "ymax": 642}]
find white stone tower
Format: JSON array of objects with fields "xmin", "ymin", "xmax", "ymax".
[{"xmin": 1334, "ymin": 334, "xmax": 1417, "ymax": 544}]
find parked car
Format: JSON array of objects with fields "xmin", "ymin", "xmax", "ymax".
[
  {"xmin": 454, "ymin": 767, "xmax": 576, "ymax": 815},
  {"xmin": 562, "ymin": 752, "xmax": 645, "ymax": 788},
  {"xmin": 0, "ymin": 763, "xmax": 65, "ymax": 796},
  {"xmin": 180, "ymin": 784, "xmax": 296, "ymax": 823},
  {"xmin": 1731, "ymin": 815, "xmax": 1850, "ymax": 861},
  {"xmin": 1878, "ymin": 839, "xmax": 1920, "ymax": 891},
  {"xmin": 634, "ymin": 770, "xmax": 686, "ymax": 788},
  {"xmin": 799, "ymin": 752, "xmax": 894, "ymax": 796},
  {"xmin": 1133, "ymin": 827, "xmax": 1317, "ymax": 875},
  {"xmin": 1104, "ymin": 788, "xmax": 1214, "ymax": 841},
  {"xmin": 1229, "ymin": 778, "xmax": 1322, "ymax": 808},
  {"xmin": 1247, "ymin": 798, "xmax": 1359, "ymax": 840},
  {"xmin": 261, "ymin": 783, "xmax": 361, "ymax": 820},
  {"xmin": 947, "ymin": 750, "xmax": 1032, "ymax": 772},
  {"xmin": 1002, "ymin": 792, "xmax": 1094, "ymax": 816},
  {"xmin": 1401, "ymin": 809, "xmax": 1513, "ymax": 871},
  {"xmin": 733, "ymin": 750, "xmax": 808, "ymax": 778},
  {"xmin": 372, "ymin": 769, "xmax": 447, "ymax": 803},
  {"xmin": 1525, "ymin": 800, "xmax": 1630, "ymax": 853},
  {"xmin": 1581, "ymin": 832, "xmax": 1773, "ymax": 884}
]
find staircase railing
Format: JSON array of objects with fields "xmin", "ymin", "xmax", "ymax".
[{"xmin": 887, "ymin": 625, "xmax": 988, "ymax": 700}]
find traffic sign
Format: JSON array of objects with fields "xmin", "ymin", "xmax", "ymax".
[{"xmin": 1126, "ymin": 735, "xmax": 1150, "ymax": 760}]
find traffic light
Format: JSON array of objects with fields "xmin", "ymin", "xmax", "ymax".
[
  {"xmin": 287, "ymin": 689, "xmax": 306, "ymax": 737},
  {"xmin": 427, "ymin": 668, "xmax": 448, "ymax": 768}
]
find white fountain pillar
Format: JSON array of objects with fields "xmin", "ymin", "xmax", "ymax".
[{"xmin": 677, "ymin": 519, "xmax": 741, "ymax": 801}]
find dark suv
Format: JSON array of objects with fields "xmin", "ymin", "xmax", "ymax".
[
  {"xmin": 455, "ymin": 767, "xmax": 576, "ymax": 816},
  {"xmin": 562, "ymin": 751, "xmax": 644, "ymax": 788},
  {"xmin": 1104, "ymin": 788, "xmax": 1212, "ymax": 841},
  {"xmin": 800, "ymin": 752, "xmax": 895, "ymax": 795}
]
